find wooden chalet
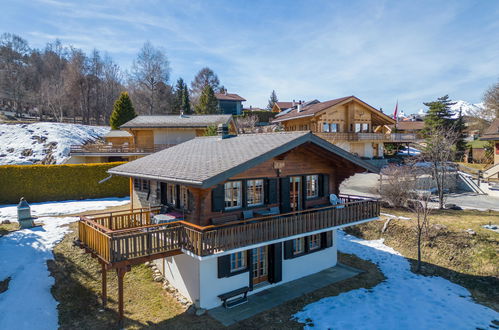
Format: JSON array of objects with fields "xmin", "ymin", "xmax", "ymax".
[{"xmin": 75, "ymin": 127, "xmax": 381, "ymax": 322}]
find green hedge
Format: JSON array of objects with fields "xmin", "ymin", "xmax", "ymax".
[{"xmin": 0, "ymin": 162, "xmax": 129, "ymax": 204}]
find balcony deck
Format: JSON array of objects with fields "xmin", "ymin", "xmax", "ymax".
[
  {"xmin": 315, "ymin": 132, "xmax": 421, "ymax": 143},
  {"xmin": 70, "ymin": 143, "xmax": 174, "ymax": 155},
  {"xmin": 76, "ymin": 196, "xmax": 380, "ymax": 268}
]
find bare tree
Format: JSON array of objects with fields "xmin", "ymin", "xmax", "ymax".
[
  {"xmin": 380, "ymin": 164, "xmax": 417, "ymax": 208},
  {"xmin": 420, "ymin": 126, "xmax": 460, "ymax": 209},
  {"xmin": 408, "ymin": 188, "xmax": 433, "ymax": 273},
  {"xmin": 235, "ymin": 115, "xmax": 258, "ymax": 134},
  {"xmin": 130, "ymin": 41, "xmax": 170, "ymax": 115},
  {"xmin": 483, "ymin": 80, "xmax": 499, "ymax": 119},
  {"xmin": 190, "ymin": 67, "xmax": 220, "ymax": 106}
]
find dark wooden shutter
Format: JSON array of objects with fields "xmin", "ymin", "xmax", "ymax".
[
  {"xmin": 175, "ymin": 185, "xmax": 180, "ymax": 207},
  {"xmin": 217, "ymin": 254, "xmax": 230, "ymax": 278},
  {"xmin": 322, "ymin": 174, "xmax": 329, "ymax": 197},
  {"xmin": 279, "ymin": 177, "xmax": 291, "ymax": 213},
  {"xmin": 247, "ymin": 249, "xmax": 254, "ymax": 290},
  {"xmin": 283, "ymin": 240, "xmax": 294, "ymax": 259},
  {"xmin": 212, "ymin": 184, "xmax": 225, "ymax": 212},
  {"xmin": 301, "ymin": 176, "xmax": 307, "ymax": 209},
  {"xmin": 321, "ymin": 231, "xmax": 333, "ymax": 249},
  {"xmin": 242, "ymin": 180, "xmax": 248, "ymax": 208},
  {"xmin": 267, "ymin": 178, "xmax": 278, "ymax": 204},
  {"xmin": 269, "ymin": 243, "xmax": 282, "ymax": 283},
  {"xmin": 160, "ymin": 182, "xmax": 167, "ymax": 204}
]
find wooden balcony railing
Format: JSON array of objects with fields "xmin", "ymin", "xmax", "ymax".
[
  {"xmin": 70, "ymin": 144, "xmax": 174, "ymax": 154},
  {"xmin": 315, "ymin": 132, "xmax": 420, "ymax": 142},
  {"xmin": 77, "ymin": 197, "xmax": 380, "ymax": 264}
]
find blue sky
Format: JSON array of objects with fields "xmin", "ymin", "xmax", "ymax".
[{"xmin": 1, "ymin": 0, "xmax": 498, "ymax": 114}]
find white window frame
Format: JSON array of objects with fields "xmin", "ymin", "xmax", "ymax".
[
  {"xmin": 306, "ymin": 175, "xmax": 319, "ymax": 199},
  {"xmin": 230, "ymin": 251, "xmax": 247, "ymax": 272},
  {"xmin": 323, "ymin": 122, "xmax": 330, "ymax": 132},
  {"xmin": 247, "ymin": 179, "xmax": 264, "ymax": 207},
  {"xmin": 224, "ymin": 181, "xmax": 242, "ymax": 210},
  {"xmin": 309, "ymin": 234, "xmax": 321, "ymax": 251},
  {"xmin": 179, "ymin": 185, "xmax": 189, "ymax": 209},
  {"xmin": 167, "ymin": 183, "xmax": 176, "ymax": 205},
  {"xmin": 292, "ymin": 237, "xmax": 305, "ymax": 255}
]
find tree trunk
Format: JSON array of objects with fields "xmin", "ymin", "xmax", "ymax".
[{"xmin": 416, "ymin": 229, "xmax": 422, "ymax": 272}]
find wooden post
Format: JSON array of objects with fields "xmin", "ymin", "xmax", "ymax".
[
  {"xmin": 101, "ymin": 262, "xmax": 107, "ymax": 306},
  {"xmin": 116, "ymin": 266, "xmax": 129, "ymax": 326}
]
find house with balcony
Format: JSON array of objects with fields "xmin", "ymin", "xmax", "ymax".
[
  {"xmin": 481, "ymin": 118, "xmax": 499, "ymax": 180},
  {"xmin": 215, "ymin": 92, "xmax": 246, "ymax": 115},
  {"xmin": 68, "ymin": 114, "xmax": 236, "ymax": 164},
  {"xmin": 75, "ymin": 128, "xmax": 380, "ymax": 321},
  {"xmin": 272, "ymin": 96, "xmax": 420, "ymax": 159}
]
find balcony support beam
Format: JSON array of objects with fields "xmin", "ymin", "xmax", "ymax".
[{"xmin": 101, "ymin": 261, "xmax": 107, "ymax": 306}]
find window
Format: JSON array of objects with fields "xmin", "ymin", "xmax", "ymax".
[
  {"xmin": 309, "ymin": 234, "xmax": 321, "ymax": 251},
  {"xmin": 230, "ymin": 251, "xmax": 247, "ymax": 272},
  {"xmin": 134, "ymin": 178, "xmax": 150, "ymax": 192},
  {"xmin": 331, "ymin": 123, "xmax": 340, "ymax": 132},
  {"xmin": 362, "ymin": 123, "xmax": 369, "ymax": 132},
  {"xmin": 167, "ymin": 183, "xmax": 176, "ymax": 205},
  {"xmin": 306, "ymin": 175, "xmax": 319, "ymax": 199},
  {"xmin": 179, "ymin": 186, "xmax": 189, "ymax": 209},
  {"xmin": 247, "ymin": 179, "xmax": 264, "ymax": 206},
  {"xmin": 323, "ymin": 123, "xmax": 330, "ymax": 132},
  {"xmin": 224, "ymin": 181, "xmax": 242, "ymax": 209},
  {"xmin": 355, "ymin": 123, "xmax": 362, "ymax": 133},
  {"xmin": 292, "ymin": 237, "xmax": 305, "ymax": 255}
]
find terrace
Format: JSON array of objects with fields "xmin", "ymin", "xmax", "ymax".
[
  {"xmin": 315, "ymin": 132, "xmax": 421, "ymax": 143},
  {"xmin": 76, "ymin": 195, "xmax": 380, "ymax": 268}
]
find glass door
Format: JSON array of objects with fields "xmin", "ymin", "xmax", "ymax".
[
  {"xmin": 289, "ymin": 176, "xmax": 302, "ymax": 211},
  {"xmin": 252, "ymin": 246, "xmax": 268, "ymax": 285}
]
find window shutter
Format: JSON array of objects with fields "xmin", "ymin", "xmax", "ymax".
[
  {"xmin": 267, "ymin": 178, "xmax": 278, "ymax": 204},
  {"xmin": 283, "ymin": 240, "xmax": 294, "ymax": 260},
  {"xmin": 242, "ymin": 180, "xmax": 248, "ymax": 208},
  {"xmin": 247, "ymin": 249, "xmax": 253, "ymax": 291},
  {"xmin": 212, "ymin": 184, "xmax": 225, "ymax": 212},
  {"xmin": 322, "ymin": 174, "xmax": 329, "ymax": 197},
  {"xmin": 301, "ymin": 176, "xmax": 307, "ymax": 208},
  {"xmin": 217, "ymin": 254, "xmax": 230, "ymax": 278},
  {"xmin": 280, "ymin": 177, "xmax": 291, "ymax": 213},
  {"xmin": 269, "ymin": 243, "xmax": 282, "ymax": 283},
  {"xmin": 175, "ymin": 185, "xmax": 180, "ymax": 207}
]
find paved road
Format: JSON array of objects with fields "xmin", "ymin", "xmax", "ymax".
[{"xmin": 340, "ymin": 173, "xmax": 499, "ymax": 211}]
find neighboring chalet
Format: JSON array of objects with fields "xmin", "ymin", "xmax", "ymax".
[
  {"xmin": 272, "ymin": 96, "xmax": 417, "ymax": 159},
  {"xmin": 395, "ymin": 120, "xmax": 425, "ymax": 136},
  {"xmin": 481, "ymin": 118, "xmax": 499, "ymax": 179},
  {"xmin": 215, "ymin": 92, "xmax": 246, "ymax": 115},
  {"xmin": 68, "ymin": 114, "xmax": 236, "ymax": 163},
  {"xmin": 271, "ymin": 101, "xmax": 295, "ymax": 113},
  {"xmin": 76, "ymin": 128, "xmax": 380, "ymax": 320}
]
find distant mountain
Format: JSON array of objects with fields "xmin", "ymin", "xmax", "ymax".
[{"xmin": 450, "ymin": 100, "xmax": 485, "ymax": 117}]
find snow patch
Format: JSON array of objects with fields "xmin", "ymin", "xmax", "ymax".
[
  {"xmin": 293, "ymin": 231, "xmax": 499, "ymax": 329},
  {"xmin": 0, "ymin": 122, "xmax": 109, "ymax": 165}
]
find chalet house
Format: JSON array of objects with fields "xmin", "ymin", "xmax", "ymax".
[
  {"xmin": 68, "ymin": 114, "xmax": 236, "ymax": 164},
  {"xmin": 272, "ymin": 96, "xmax": 415, "ymax": 159},
  {"xmin": 76, "ymin": 128, "xmax": 380, "ymax": 318},
  {"xmin": 215, "ymin": 92, "xmax": 246, "ymax": 115},
  {"xmin": 271, "ymin": 101, "xmax": 295, "ymax": 113},
  {"xmin": 481, "ymin": 118, "xmax": 499, "ymax": 179}
]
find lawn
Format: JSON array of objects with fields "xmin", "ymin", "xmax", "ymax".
[
  {"xmin": 346, "ymin": 207, "xmax": 499, "ymax": 311},
  {"xmin": 50, "ymin": 222, "xmax": 385, "ymax": 329},
  {"xmin": 0, "ymin": 222, "xmax": 18, "ymax": 237}
]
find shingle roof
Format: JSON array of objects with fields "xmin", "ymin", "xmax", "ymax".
[
  {"xmin": 104, "ymin": 130, "xmax": 132, "ymax": 138},
  {"xmin": 108, "ymin": 131, "xmax": 379, "ymax": 188},
  {"xmin": 481, "ymin": 118, "xmax": 499, "ymax": 140},
  {"xmin": 396, "ymin": 121, "xmax": 425, "ymax": 131},
  {"xmin": 215, "ymin": 93, "xmax": 246, "ymax": 101},
  {"xmin": 120, "ymin": 114, "xmax": 233, "ymax": 128},
  {"xmin": 275, "ymin": 102, "xmax": 294, "ymax": 110}
]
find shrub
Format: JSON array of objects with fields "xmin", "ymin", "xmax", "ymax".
[{"xmin": 0, "ymin": 162, "xmax": 129, "ymax": 204}]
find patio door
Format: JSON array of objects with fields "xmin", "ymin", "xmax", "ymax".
[
  {"xmin": 252, "ymin": 246, "xmax": 268, "ymax": 285},
  {"xmin": 289, "ymin": 176, "xmax": 302, "ymax": 211}
]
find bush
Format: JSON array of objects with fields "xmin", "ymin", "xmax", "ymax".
[{"xmin": 0, "ymin": 162, "xmax": 129, "ymax": 204}]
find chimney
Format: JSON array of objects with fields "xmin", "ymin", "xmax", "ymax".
[
  {"xmin": 217, "ymin": 123, "xmax": 230, "ymax": 139},
  {"xmin": 224, "ymin": 90, "xmax": 228, "ymax": 95},
  {"xmin": 297, "ymin": 100, "xmax": 303, "ymax": 112},
  {"xmin": 292, "ymin": 99, "xmax": 295, "ymax": 107}
]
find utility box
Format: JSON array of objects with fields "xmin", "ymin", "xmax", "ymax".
[{"xmin": 17, "ymin": 197, "xmax": 35, "ymax": 229}]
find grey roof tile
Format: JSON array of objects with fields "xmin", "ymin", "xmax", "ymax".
[{"xmin": 120, "ymin": 114, "xmax": 233, "ymax": 128}]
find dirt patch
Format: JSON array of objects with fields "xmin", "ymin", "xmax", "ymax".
[
  {"xmin": 345, "ymin": 208, "xmax": 499, "ymax": 311},
  {"xmin": 0, "ymin": 222, "xmax": 19, "ymax": 237},
  {"xmin": 50, "ymin": 223, "xmax": 385, "ymax": 329},
  {"xmin": 0, "ymin": 276, "xmax": 11, "ymax": 294}
]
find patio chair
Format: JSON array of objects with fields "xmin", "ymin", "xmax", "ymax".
[
  {"xmin": 243, "ymin": 210, "xmax": 254, "ymax": 220},
  {"xmin": 269, "ymin": 206, "xmax": 280, "ymax": 215},
  {"xmin": 329, "ymin": 194, "xmax": 345, "ymax": 209}
]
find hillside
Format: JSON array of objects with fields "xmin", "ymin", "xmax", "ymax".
[{"xmin": 0, "ymin": 123, "xmax": 109, "ymax": 165}]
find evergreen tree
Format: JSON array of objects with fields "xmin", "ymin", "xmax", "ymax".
[
  {"xmin": 181, "ymin": 84, "xmax": 191, "ymax": 114},
  {"xmin": 109, "ymin": 92, "xmax": 137, "ymax": 129},
  {"xmin": 454, "ymin": 109, "xmax": 467, "ymax": 161},
  {"xmin": 267, "ymin": 90, "xmax": 278, "ymax": 110},
  {"xmin": 195, "ymin": 85, "xmax": 219, "ymax": 114},
  {"xmin": 172, "ymin": 78, "xmax": 185, "ymax": 113},
  {"xmin": 422, "ymin": 95, "xmax": 455, "ymax": 135}
]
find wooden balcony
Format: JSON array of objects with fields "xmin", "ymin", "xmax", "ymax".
[
  {"xmin": 315, "ymin": 132, "xmax": 420, "ymax": 143},
  {"xmin": 70, "ymin": 143, "xmax": 174, "ymax": 155},
  {"xmin": 76, "ymin": 197, "xmax": 380, "ymax": 267}
]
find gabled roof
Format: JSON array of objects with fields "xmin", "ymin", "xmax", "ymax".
[
  {"xmin": 272, "ymin": 96, "xmax": 396, "ymax": 125},
  {"xmin": 275, "ymin": 102, "xmax": 294, "ymax": 110},
  {"xmin": 481, "ymin": 118, "xmax": 499, "ymax": 140},
  {"xmin": 120, "ymin": 114, "xmax": 233, "ymax": 129},
  {"xmin": 104, "ymin": 130, "xmax": 133, "ymax": 138},
  {"xmin": 108, "ymin": 131, "xmax": 379, "ymax": 188},
  {"xmin": 215, "ymin": 93, "xmax": 246, "ymax": 102}
]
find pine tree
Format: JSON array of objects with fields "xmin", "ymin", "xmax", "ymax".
[
  {"xmin": 109, "ymin": 92, "xmax": 137, "ymax": 129},
  {"xmin": 267, "ymin": 90, "xmax": 278, "ymax": 110},
  {"xmin": 195, "ymin": 85, "xmax": 219, "ymax": 114},
  {"xmin": 454, "ymin": 108, "xmax": 467, "ymax": 161},
  {"xmin": 172, "ymin": 78, "xmax": 185, "ymax": 113},
  {"xmin": 422, "ymin": 95, "xmax": 455, "ymax": 135},
  {"xmin": 181, "ymin": 84, "xmax": 191, "ymax": 114}
]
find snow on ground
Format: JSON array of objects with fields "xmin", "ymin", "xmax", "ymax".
[
  {"xmin": 294, "ymin": 231, "xmax": 499, "ymax": 329},
  {"xmin": 0, "ymin": 198, "xmax": 129, "ymax": 330},
  {"xmin": 0, "ymin": 122, "xmax": 109, "ymax": 165},
  {"xmin": 396, "ymin": 146, "xmax": 421, "ymax": 156},
  {"xmin": 0, "ymin": 197, "xmax": 130, "ymax": 223}
]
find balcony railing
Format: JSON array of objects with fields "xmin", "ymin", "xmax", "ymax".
[
  {"xmin": 77, "ymin": 197, "xmax": 380, "ymax": 264},
  {"xmin": 315, "ymin": 132, "xmax": 420, "ymax": 142},
  {"xmin": 70, "ymin": 144, "xmax": 174, "ymax": 154}
]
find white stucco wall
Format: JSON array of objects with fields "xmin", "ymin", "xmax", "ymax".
[
  {"xmin": 161, "ymin": 254, "xmax": 201, "ymax": 304},
  {"xmin": 153, "ymin": 128, "xmax": 197, "ymax": 145},
  {"xmin": 363, "ymin": 142, "xmax": 374, "ymax": 158}
]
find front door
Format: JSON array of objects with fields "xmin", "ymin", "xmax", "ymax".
[
  {"xmin": 252, "ymin": 246, "xmax": 268, "ymax": 285},
  {"xmin": 289, "ymin": 176, "xmax": 302, "ymax": 211}
]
